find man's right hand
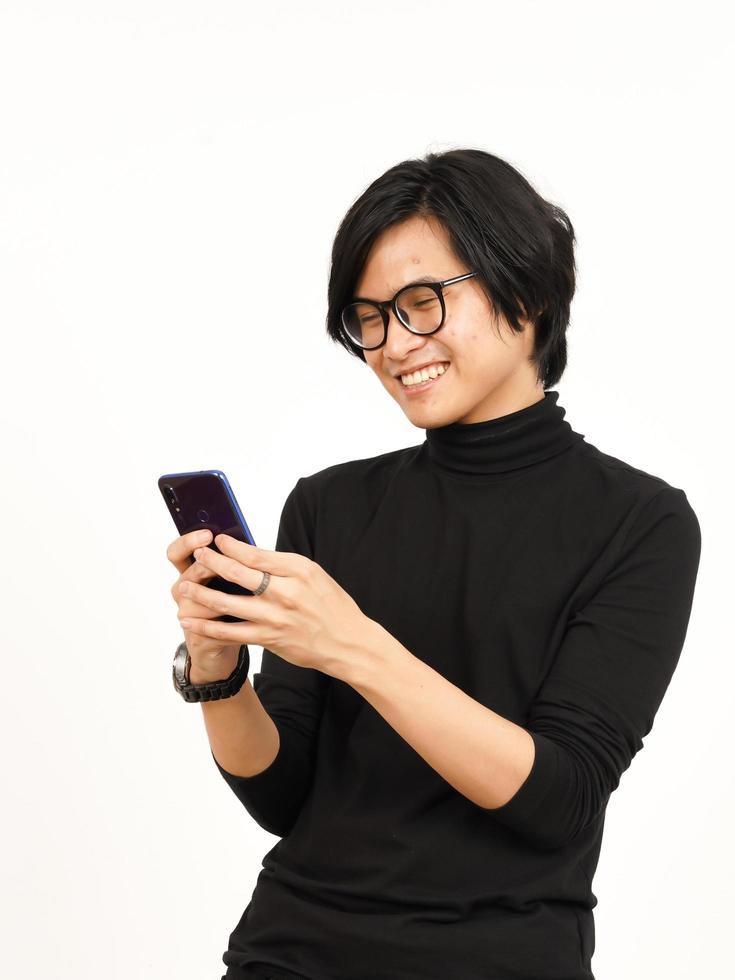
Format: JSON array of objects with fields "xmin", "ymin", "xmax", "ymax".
[{"xmin": 167, "ymin": 529, "xmax": 240, "ymax": 682}]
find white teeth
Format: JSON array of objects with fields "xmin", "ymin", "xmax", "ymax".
[{"xmin": 400, "ymin": 362, "xmax": 449, "ymax": 387}]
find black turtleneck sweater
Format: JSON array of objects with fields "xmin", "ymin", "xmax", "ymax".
[{"xmin": 212, "ymin": 390, "xmax": 701, "ymax": 980}]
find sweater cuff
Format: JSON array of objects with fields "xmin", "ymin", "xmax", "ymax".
[
  {"xmin": 485, "ymin": 730, "xmax": 560, "ymax": 833},
  {"xmin": 210, "ymin": 722, "xmax": 311, "ymax": 836}
]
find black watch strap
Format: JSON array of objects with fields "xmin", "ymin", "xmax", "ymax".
[{"xmin": 172, "ymin": 642, "xmax": 250, "ymax": 703}]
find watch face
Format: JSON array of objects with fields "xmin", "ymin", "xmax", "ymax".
[
  {"xmin": 172, "ymin": 643, "xmax": 248, "ymax": 702},
  {"xmin": 173, "ymin": 643, "xmax": 190, "ymax": 688}
]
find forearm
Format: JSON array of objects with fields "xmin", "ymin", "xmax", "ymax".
[
  {"xmin": 191, "ymin": 650, "xmax": 280, "ymax": 779},
  {"xmin": 333, "ymin": 619, "xmax": 535, "ymax": 810}
]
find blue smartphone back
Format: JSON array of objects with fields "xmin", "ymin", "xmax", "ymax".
[{"xmin": 158, "ymin": 469, "xmax": 256, "ymax": 623}]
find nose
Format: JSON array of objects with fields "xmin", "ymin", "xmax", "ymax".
[{"xmin": 382, "ymin": 306, "xmax": 427, "ymax": 363}]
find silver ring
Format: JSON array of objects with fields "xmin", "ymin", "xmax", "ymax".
[{"xmin": 252, "ymin": 571, "xmax": 271, "ymax": 596}]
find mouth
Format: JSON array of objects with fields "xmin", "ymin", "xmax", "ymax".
[{"xmin": 397, "ymin": 362, "xmax": 451, "ymax": 396}]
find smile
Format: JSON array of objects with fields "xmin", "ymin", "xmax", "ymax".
[{"xmin": 399, "ymin": 362, "xmax": 451, "ymax": 395}]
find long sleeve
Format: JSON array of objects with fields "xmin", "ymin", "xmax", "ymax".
[
  {"xmin": 211, "ymin": 476, "xmax": 330, "ymax": 837},
  {"xmin": 485, "ymin": 485, "xmax": 702, "ymax": 851}
]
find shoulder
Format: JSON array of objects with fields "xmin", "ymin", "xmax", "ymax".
[
  {"xmin": 575, "ymin": 439, "xmax": 698, "ymax": 513},
  {"xmin": 283, "ymin": 446, "xmax": 421, "ymax": 565},
  {"xmin": 296, "ymin": 444, "xmax": 421, "ymax": 500},
  {"xmin": 575, "ymin": 438, "xmax": 676, "ymax": 493},
  {"xmin": 572, "ymin": 440, "xmax": 701, "ymax": 556}
]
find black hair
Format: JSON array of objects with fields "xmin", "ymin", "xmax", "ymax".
[{"xmin": 325, "ymin": 148, "xmax": 577, "ymax": 389}]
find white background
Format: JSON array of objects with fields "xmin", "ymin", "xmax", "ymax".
[{"xmin": 1, "ymin": 2, "xmax": 732, "ymax": 977}]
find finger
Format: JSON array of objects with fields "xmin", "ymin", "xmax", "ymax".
[
  {"xmin": 178, "ymin": 614, "xmax": 265, "ymax": 646},
  {"xmin": 180, "ymin": 579, "xmax": 273, "ymax": 621},
  {"xmin": 192, "ymin": 542, "xmax": 282, "ymax": 594},
  {"xmin": 177, "ymin": 592, "xmax": 228, "ymax": 621},
  {"xmin": 180, "ymin": 558, "xmax": 218, "ymax": 584},
  {"xmin": 166, "ymin": 529, "xmax": 214, "ymax": 574},
  {"xmin": 213, "ymin": 534, "xmax": 309, "ymax": 580},
  {"xmin": 172, "ymin": 561, "xmax": 223, "ymax": 602},
  {"xmin": 170, "ymin": 561, "xmax": 218, "ymax": 604}
]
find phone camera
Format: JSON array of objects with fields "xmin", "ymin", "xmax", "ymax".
[{"xmin": 163, "ymin": 485, "xmax": 181, "ymax": 513}]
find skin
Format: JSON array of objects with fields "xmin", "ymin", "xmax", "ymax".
[
  {"xmin": 355, "ymin": 213, "xmax": 545, "ymax": 426},
  {"xmin": 167, "ymin": 527, "xmax": 246, "ymax": 680},
  {"xmin": 167, "ymin": 213, "xmax": 538, "ymax": 801}
]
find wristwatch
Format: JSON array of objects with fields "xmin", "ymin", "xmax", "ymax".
[{"xmin": 172, "ymin": 641, "xmax": 250, "ymax": 702}]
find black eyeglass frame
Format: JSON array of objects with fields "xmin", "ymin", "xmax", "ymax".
[{"xmin": 340, "ymin": 271, "xmax": 478, "ymax": 351}]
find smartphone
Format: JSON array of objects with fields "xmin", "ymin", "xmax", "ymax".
[{"xmin": 158, "ymin": 469, "xmax": 256, "ymax": 623}]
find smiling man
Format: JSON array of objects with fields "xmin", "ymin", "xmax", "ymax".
[{"xmin": 176, "ymin": 148, "xmax": 702, "ymax": 980}]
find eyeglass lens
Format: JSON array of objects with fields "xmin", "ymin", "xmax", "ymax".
[{"xmin": 342, "ymin": 285, "xmax": 442, "ymax": 349}]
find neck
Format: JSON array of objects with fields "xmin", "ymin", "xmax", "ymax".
[{"xmin": 423, "ymin": 389, "xmax": 585, "ymax": 477}]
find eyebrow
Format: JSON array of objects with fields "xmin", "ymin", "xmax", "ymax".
[{"xmin": 353, "ymin": 274, "xmax": 440, "ymax": 303}]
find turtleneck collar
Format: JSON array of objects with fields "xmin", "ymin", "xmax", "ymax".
[{"xmin": 424, "ymin": 390, "xmax": 585, "ymax": 477}]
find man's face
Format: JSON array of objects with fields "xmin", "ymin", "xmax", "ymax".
[{"xmin": 355, "ymin": 214, "xmax": 542, "ymax": 427}]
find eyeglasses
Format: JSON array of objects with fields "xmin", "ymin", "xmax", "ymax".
[{"xmin": 340, "ymin": 272, "xmax": 477, "ymax": 351}]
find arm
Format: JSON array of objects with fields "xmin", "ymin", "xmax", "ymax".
[
  {"xmin": 197, "ymin": 662, "xmax": 280, "ymax": 777},
  {"xmin": 209, "ymin": 478, "xmax": 329, "ymax": 837},
  {"xmin": 337, "ymin": 486, "xmax": 702, "ymax": 850}
]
